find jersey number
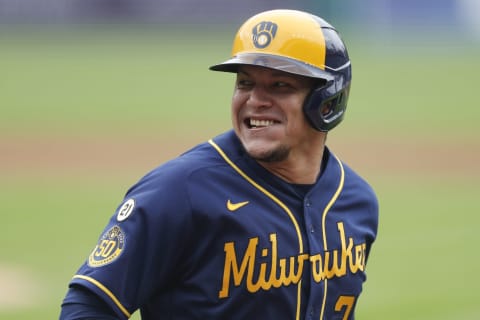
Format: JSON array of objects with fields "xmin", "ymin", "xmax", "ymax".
[{"xmin": 335, "ymin": 295, "xmax": 356, "ymax": 320}]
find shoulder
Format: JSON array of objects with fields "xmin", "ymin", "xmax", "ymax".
[
  {"xmin": 120, "ymin": 130, "xmax": 242, "ymax": 212},
  {"xmin": 326, "ymin": 148, "xmax": 379, "ymax": 218},
  {"xmin": 322, "ymin": 149, "xmax": 380, "ymax": 242},
  {"xmin": 132, "ymin": 132, "xmax": 236, "ymax": 188},
  {"xmin": 103, "ymin": 132, "xmax": 240, "ymax": 247},
  {"xmin": 342, "ymin": 160, "xmax": 377, "ymax": 201},
  {"xmin": 325, "ymin": 148, "xmax": 376, "ymax": 197}
]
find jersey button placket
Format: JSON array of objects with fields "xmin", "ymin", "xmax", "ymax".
[
  {"xmin": 305, "ymin": 198, "xmax": 311, "ymax": 207},
  {"xmin": 303, "ymin": 196, "xmax": 320, "ymax": 319},
  {"xmin": 304, "ymin": 198, "xmax": 314, "ymax": 233}
]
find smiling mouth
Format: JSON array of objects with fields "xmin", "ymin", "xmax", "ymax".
[{"xmin": 247, "ymin": 118, "xmax": 277, "ymax": 129}]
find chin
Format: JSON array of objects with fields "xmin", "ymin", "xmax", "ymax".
[{"xmin": 245, "ymin": 144, "xmax": 290, "ymax": 163}]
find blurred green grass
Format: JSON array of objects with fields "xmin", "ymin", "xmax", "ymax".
[
  {"xmin": 2, "ymin": 28, "xmax": 479, "ymax": 137},
  {"xmin": 0, "ymin": 27, "xmax": 235, "ymax": 137},
  {"xmin": 0, "ymin": 27, "xmax": 479, "ymax": 319}
]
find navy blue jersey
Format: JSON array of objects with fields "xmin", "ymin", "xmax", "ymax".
[{"xmin": 64, "ymin": 130, "xmax": 378, "ymax": 319}]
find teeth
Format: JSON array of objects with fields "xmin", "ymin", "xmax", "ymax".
[{"xmin": 250, "ymin": 119, "xmax": 275, "ymax": 127}]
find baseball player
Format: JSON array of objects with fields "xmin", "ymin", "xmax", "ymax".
[{"xmin": 60, "ymin": 9, "xmax": 378, "ymax": 320}]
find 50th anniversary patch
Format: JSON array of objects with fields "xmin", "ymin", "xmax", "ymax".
[{"xmin": 88, "ymin": 225, "xmax": 126, "ymax": 267}]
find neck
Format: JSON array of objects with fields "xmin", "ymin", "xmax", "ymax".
[{"xmin": 259, "ymin": 147, "xmax": 325, "ymax": 184}]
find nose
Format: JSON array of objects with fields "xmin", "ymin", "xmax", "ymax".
[{"xmin": 247, "ymin": 85, "xmax": 273, "ymax": 108}]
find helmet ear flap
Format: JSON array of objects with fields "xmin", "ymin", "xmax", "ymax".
[{"xmin": 303, "ymin": 80, "xmax": 350, "ymax": 132}]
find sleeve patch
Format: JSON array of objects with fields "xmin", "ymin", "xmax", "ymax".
[
  {"xmin": 117, "ymin": 198, "xmax": 135, "ymax": 222},
  {"xmin": 88, "ymin": 225, "xmax": 126, "ymax": 267}
]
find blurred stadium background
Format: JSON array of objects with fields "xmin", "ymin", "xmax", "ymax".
[{"xmin": 1, "ymin": 1, "xmax": 479, "ymax": 319}]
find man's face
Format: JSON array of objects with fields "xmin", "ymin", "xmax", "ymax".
[{"xmin": 231, "ymin": 65, "xmax": 319, "ymax": 163}]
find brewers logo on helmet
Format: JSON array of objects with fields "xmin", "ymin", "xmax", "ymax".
[{"xmin": 210, "ymin": 9, "xmax": 352, "ymax": 131}]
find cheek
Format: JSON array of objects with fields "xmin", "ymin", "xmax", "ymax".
[
  {"xmin": 286, "ymin": 99, "xmax": 308, "ymax": 128},
  {"xmin": 287, "ymin": 117, "xmax": 309, "ymax": 139},
  {"xmin": 232, "ymin": 88, "xmax": 250, "ymax": 108},
  {"xmin": 231, "ymin": 92, "xmax": 244, "ymax": 126},
  {"xmin": 231, "ymin": 92, "xmax": 240, "ymax": 112}
]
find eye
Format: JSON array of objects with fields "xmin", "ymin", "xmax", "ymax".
[
  {"xmin": 236, "ymin": 79, "xmax": 253, "ymax": 89},
  {"xmin": 273, "ymin": 81, "xmax": 297, "ymax": 92},
  {"xmin": 274, "ymin": 81, "xmax": 289, "ymax": 88}
]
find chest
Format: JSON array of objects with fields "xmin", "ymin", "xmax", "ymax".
[
  {"xmin": 153, "ymin": 165, "xmax": 375, "ymax": 319},
  {"xmin": 186, "ymin": 176, "xmax": 371, "ymax": 285}
]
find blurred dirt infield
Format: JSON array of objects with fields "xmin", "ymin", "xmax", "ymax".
[
  {"xmin": 1, "ymin": 134, "xmax": 479, "ymax": 179},
  {"xmin": 0, "ymin": 263, "xmax": 42, "ymax": 309}
]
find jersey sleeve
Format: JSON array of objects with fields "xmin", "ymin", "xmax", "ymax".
[
  {"xmin": 60, "ymin": 285, "xmax": 119, "ymax": 320},
  {"xmin": 67, "ymin": 166, "xmax": 194, "ymax": 319}
]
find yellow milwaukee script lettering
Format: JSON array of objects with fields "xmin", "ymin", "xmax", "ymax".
[{"xmin": 218, "ymin": 222, "xmax": 367, "ymax": 298}]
